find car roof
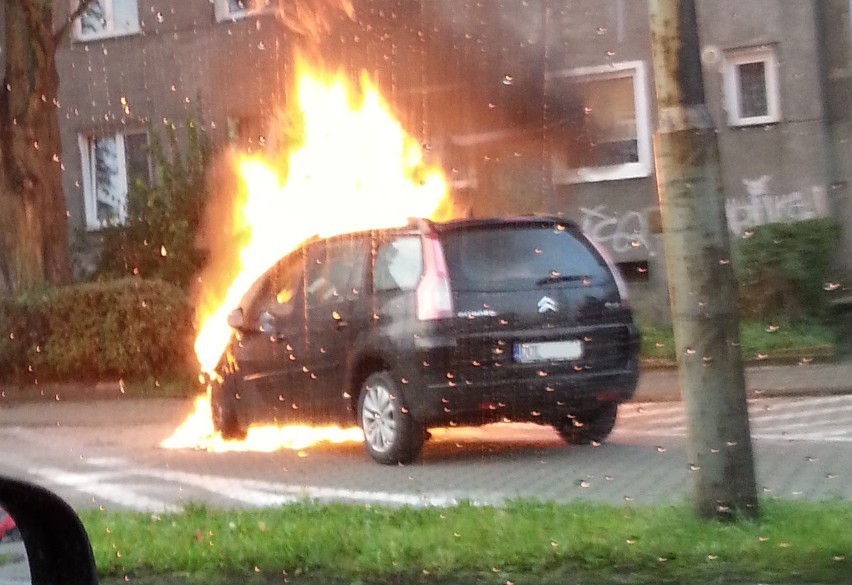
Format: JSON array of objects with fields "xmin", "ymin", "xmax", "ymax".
[
  {"xmin": 307, "ymin": 215, "xmax": 580, "ymax": 248},
  {"xmin": 432, "ymin": 215, "xmax": 579, "ymax": 233}
]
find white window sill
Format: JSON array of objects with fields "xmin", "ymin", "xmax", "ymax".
[
  {"xmin": 727, "ymin": 115, "xmax": 781, "ymax": 128},
  {"xmin": 73, "ymin": 27, "xmax": 140, "ymax": 43},
  {"xmin": 552, "ymin": 162, "xmax": 651, "ymax": 185},
  {"xmin": 216, "ymin": 7, "xmax": 276, "ymax": 22}
]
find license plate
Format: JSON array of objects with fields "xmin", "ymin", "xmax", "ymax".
[{"xmin": 513, "ymin": 340, "xmax": 583, "ymax": 363}]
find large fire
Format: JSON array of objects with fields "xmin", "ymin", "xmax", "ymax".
[{"xmin": 162, "ymin": 57, "xmax": 451, "ymax": 452}]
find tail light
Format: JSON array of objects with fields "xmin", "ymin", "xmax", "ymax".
[
  {"xmin": 586, "ymin": 235, "xmax": 630, "ymax": 308},
  {"xmin": 416, "ymin": 233, "xmax": 454, "ymax": 320}
]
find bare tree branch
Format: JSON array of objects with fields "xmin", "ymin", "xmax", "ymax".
[{"xmin": 55, "ymin": 0, "xmax": 99, "ymax": 42}]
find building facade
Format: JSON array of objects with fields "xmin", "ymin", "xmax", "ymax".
[{"xmin": 11, "ymin": 0, "xmax": 851, "ymax": 322}]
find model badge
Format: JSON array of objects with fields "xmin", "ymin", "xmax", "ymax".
[{"xmin": 538, "ymin": 296, "xmax": 558, "ymax": 313}]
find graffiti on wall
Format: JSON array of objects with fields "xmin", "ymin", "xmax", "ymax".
[
  {"xmin": 580, "ymin": 205, "xmax": 654, "ymax": 254},
  {"xmin": 579, "ymin": 177, "xmax": 828, "ymax": 255},
  {"xmin": 726, "ymin": 175, "xmax": 829, "ymax": 234}
]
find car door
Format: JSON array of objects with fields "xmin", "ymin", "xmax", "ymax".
[
  {"xmin": 235, "ymin": 250, "xmax": 307, "ymax": 425},
  {"xmin": 298, "ymin": 237, "xmax": 370, "ymax": 423}
]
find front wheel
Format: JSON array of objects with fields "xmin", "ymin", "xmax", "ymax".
[
  {"xmin": 554, "ymin": 403, "xmax": 619, "ymax": 445},
  {"xmin": 211, "ymin": 374, "xmax": 245, "ymax": 440},
  {"xmin": 357, "ymin": 372, "xmax": 424, "ymax": 465}
]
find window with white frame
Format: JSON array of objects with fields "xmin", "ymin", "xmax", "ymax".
[
  {"xmin": 72, "ymin": 0, "xmax": 140, "ymax": 41},
  {"xmin": 79, "ymin": 131, "xmax": 150, "ymax": 229},
  {"xmin": 214, "ymin": 0, "xmax": 276, "ymax": 22},
  {"xmin": 723, "ymin": 46, "xmax": 781, "ymax": 126},
  {"xmin": 548, "ymin": 61, "xmax": 652, "ymax": 184}
]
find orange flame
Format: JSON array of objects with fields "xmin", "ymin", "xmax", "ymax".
[
  {"xmin": 160, "ymin": 393, "xmax": 363, "ymax": 452},
  {"xmin": 162, "ymin": 57, "xmax": 452, "ymax": 452}
]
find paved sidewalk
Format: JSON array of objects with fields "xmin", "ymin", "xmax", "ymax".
[{"xmin": 634, "ymin": 359, "xmax": 852, "ymax": 402}]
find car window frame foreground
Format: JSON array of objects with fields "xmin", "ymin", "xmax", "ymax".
[{"xmin": 0, "ymin": 475, "xmax": 98, "ymax": 585}]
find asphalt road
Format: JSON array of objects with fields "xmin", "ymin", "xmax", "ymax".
[{"xmin": 0, "ymin": 392, "xmax": 849, "ymax": 513}]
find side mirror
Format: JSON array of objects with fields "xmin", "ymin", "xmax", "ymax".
[
  {"xmin": 0, "ymin": 476, "xmax": 98, "ymax": 584},
  {"xmin": 226, "ymin": 308, "xmax": 245, "ymax": 330}
]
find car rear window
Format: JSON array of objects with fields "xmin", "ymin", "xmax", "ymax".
[{"xmin": 440, "ymin": 225, "xmax": 612, "ymax": 292}]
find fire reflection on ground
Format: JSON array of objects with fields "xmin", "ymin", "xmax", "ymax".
[{"xmin": 161, "ymin": 392, "xmax": 363, "ymax": 453}]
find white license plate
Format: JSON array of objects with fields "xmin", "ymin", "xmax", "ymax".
[{"xmin": 513, "ymin": 340, "xmax": 583, "ymax": 363}]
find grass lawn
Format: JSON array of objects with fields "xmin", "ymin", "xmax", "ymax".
[
  {"xmin": 82, "ymin": 499, "xmax": 851, "ymax": 585},
  {"xmin": 639, "ymin": 319, "xmax": 835, "ymax": 363}
]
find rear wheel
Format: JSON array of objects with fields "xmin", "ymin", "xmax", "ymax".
[
  {"xmin": 211, "ymin": 374, "xmax": 245, "ymax": 440},
  {"xmin": 357, "ymin": 372, "xmax": 424, "ymax": 465},
  {"xmin": 555, "ymin": 403, "xmax": 619, "ymax": 445}
]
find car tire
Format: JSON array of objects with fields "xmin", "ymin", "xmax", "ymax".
[
  {"xmin": 211, "ymin": 373, "xmax": 245, "ymax": 440},
  {"xmin": 555, "ymin": 403, "xmax": 619, "ymax": 445},
  {"xmin": 357, "ymin": 372, "xmax": 424, "ymax": 465}
]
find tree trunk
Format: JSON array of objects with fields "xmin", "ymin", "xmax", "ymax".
[{"xmin": 0, "ymin": 0, "xmax": 73, "ymax": 293}]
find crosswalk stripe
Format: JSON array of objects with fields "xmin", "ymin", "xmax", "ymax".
[{"xmin": 616, "ymin": 396, "xmax": 852, "ymax": 442}]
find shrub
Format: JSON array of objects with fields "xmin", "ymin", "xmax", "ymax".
[
  {"xmin": 89, "ymin": 123, "xmax": 209, "ymax": 290},
  {"xmin": 0, "ymin": 279, "xmax": 195, "ymax": 383},
  {"xmin": 734, "ymin": 218, "xmax": 841, "ymax": 323}
]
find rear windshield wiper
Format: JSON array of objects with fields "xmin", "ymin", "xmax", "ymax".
[{"xmin": 536, "ymin": 274, "xmax": 591, "ymax": 286}]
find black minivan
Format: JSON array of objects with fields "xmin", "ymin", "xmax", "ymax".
[{"xmin": 213, "ymin": 216, "xmax": 640, "ymax": 464}]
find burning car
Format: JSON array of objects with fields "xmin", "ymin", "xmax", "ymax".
[{"xmin": 211, "ymin": 215, "xmax": 640, "ymax": 464}]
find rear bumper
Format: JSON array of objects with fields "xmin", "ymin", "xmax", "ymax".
[
  {"xmin": 396, "ymin": 325, "xmax": 640, "ymax": 426},
  {"xmin": 404, "ymin": 367, "xmax": 639, "ymax": 426}
]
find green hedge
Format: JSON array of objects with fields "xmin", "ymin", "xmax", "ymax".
[
  {"xmin": 735, "ymin": 218, "xmax": 841, "ymax": 323},
  {"xmin": 0, "ymin": 278, "xmax": 195, "ymax": 383}
]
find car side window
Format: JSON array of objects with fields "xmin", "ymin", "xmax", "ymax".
[
  {"xmin": 306, "ymin": 239, "xmax": 368, "ymax": 307},
  {"xmin": 374, "ymin": 236, "xmax": 422, "ymax": 292},
  {"xmin": 267, "ymin": 252, "xmax": 304, "ymax": 316},
  {"xmin": 244, "ymin": 251, "xmax": 304, "ymax": 324}
]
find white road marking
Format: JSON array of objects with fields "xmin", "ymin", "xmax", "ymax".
[
  {"xmin": 746, "ymin": 403, "xmax": 852, "ymax": 423},
  {"xmin": 26, "ymin": 466, "xmax": 180, "ymax": 513},
  {"xmin": 138, "ymin": 468, "xmax": 467, "ymax": 508},
  {"xmin": 752, "ymin": 430, "xmax": 852, "ymax": 442},
  {"xmin": 618, "ymin": 396, "xmax": 852, "ymax": 442},
  {"xmin": 23, "ymin": 456, "xmax": 477, "ymax": 511}
]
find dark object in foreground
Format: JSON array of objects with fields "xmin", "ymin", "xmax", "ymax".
[
  {"xmin": 214, "ymin": 216, "xmax": 640, "ymax": 464},
  {"xmin": 0, "ymin": 475, "xmax": 98, "ymax": 584}
]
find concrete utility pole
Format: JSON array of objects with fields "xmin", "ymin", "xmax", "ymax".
[{"xmin": 647, "ymin": 0, "xmax": 759, "ymax": 519}]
